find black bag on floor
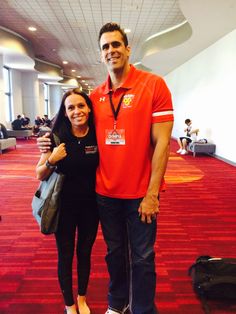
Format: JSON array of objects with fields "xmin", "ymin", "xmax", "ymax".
[{"xmin": 189, "ymin": 255, "xmax": 236, "ymax": 313}]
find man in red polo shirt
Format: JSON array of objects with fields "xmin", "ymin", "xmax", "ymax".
[
  {"xmin": 91, "ymin": 23, "xmax": 173, "ymax": 314},
  {"xmin": 37, "ymin": 22, "xmax": 174, "ymax": 314}
]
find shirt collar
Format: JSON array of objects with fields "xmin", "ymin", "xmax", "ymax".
[{"xmin": 103, "ymin": 64, "xmax": 137, "ymax": 94}]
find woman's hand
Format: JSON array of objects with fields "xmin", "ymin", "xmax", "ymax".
[
  {"xmin": 48, "ymin": 143, "xmax": 67, "ymax": 165},
  {"xmin": 37, "ymin": 132, "xmax": 52, "ymax": 153}
]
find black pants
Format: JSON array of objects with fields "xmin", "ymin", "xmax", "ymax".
[{"xmin": 55, "ymin": 198, "xmax": 99, "ymax": 306}]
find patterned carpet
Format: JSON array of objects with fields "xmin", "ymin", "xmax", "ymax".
[{"xmin": 0, "ymin": 139, "xmax": 236, "ymax": 314}]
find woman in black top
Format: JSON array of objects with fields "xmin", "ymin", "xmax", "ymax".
[{"xmin": 36, "ymin": 89, "xmax": 99, "ymax": 314}]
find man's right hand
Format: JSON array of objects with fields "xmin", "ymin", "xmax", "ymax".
[{"xmin": 37, "ymin": 132, "xmax": 52, "ymax": 153}]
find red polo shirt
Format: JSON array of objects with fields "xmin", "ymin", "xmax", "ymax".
[{"xmin": 90, "ymin": 65, "xmax": 174, "ymax": 198}]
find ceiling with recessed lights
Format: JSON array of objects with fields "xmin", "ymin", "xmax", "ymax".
[
  {"xmin": 0, "ymin": 0, "xmax": 236, "ymax": 90},
  {"xmin": 0, "ymin": 0, "xmax": 185, "ymax": 88}
]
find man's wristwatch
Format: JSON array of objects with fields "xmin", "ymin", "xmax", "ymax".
[{"xmin": 45, "ymin": 159, "xmax": 56, "ymax": 170}]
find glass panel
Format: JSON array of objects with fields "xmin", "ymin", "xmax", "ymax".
[
  {"xmin": 3, "ymin": 67, "xmax": 13, "ymax": 121},
  {"xmin": 3, "ymin": 67, "xmax": 10, "ymax": 93},
  {"xmin": 43, "ymin": 83, "xmax": 49, "ymax": 115}
]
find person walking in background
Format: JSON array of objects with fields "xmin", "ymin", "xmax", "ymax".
[
  {"xmin": 37, "ymin": 22, "xmax": 174, "ymax": 314},
  {"xmin": 36, "ymin": 89, "xmax": 99, "ymax": 314},
  {"xmin": 176, "ymin": 118, "xmax": 199, "ymax": 155}
]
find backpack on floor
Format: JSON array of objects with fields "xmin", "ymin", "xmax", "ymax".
[{"xmin": 188, "ymin": 255, "xmax": 236, "ymax": 313}]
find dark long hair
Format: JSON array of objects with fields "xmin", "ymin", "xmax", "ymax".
[{"xmin": 51, "ymin": 89, "xmax": 94, "ymax": 141}]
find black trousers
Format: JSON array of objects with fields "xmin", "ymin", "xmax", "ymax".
[{"xmin": 55, "ymin": 198, "xmax": 99, "ymax": 306}]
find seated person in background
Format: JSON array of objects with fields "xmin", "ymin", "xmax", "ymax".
[
  {"xmin": 0, "ymin": 123, "xmax": 8, "ymax": 139},
  {"xmin": 177, "ymin": 118, "xmax": 199, "ymax": 155},
  {"xmin": 32, "ymin": 116, "xmax": 44, "ymax": 135},
  {"xmin": 12, "ymin": 115, "xmax": 28, "ymax": 130},
  {"xmin": 38, "ymin": 114, "xmax": 52, "ymax": 136},
  {"xmin": 21, "ymin": 114, "xmax": 31, "ymax": 128},
  {"xmin": 42, "ymin": 114, "xmax": 51, "ymax": 128}
]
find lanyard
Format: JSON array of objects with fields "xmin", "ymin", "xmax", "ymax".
[{"xmin": 108, "ymin": 91, "xmax": 126, "ymax": 129}]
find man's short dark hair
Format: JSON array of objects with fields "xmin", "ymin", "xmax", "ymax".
[
  {"xmin": 98, "ymin": 22, "xmax": 128, "ymax": 48},
  {"xmin": 185, "ymin": 119, "xmax": 191, "ymax": 124}
]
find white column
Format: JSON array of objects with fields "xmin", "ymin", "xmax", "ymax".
[
  {"xmin": 38, "ymin": 82, "xmax": 45, "ymax": 115},
  {"xmin": 49, "ymin": 85, "xmax": 63, "ymax": 119},
  {"xmin": 11, "ymin": 69, "xmax": 23, "ymax": 118},
  {"xmin": 0, "ymin": 54, "xmax": 7, "ymax": 124},
  {"xmin": 21, "ymin": 72, "xmax": 40, "ymax": 123}
]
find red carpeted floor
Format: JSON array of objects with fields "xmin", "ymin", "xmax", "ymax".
[{"xmin": 1, "ymin": 139, "xmax": 236, "ymax": 314}]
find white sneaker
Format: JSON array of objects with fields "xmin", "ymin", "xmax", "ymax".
[
  {"xmin": 176, "ymin": 148, "xmax": 183, "ymax": 153},
  {"xmin": 180, "ymin": 149, "xmax": 188, "ymax": 155}
]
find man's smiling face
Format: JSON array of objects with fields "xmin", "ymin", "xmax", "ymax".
[{"xmin": 100, "ymin": 30, "xmax": 130, "ymax": 73}]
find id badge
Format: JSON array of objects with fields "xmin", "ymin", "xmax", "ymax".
[{"xmin": 105, "ymin": 129, "xmax": 125, "ymax": 145}]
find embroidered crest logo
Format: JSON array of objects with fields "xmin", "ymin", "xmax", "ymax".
[
  {"xmin": 122, "ymin": 94, "xmax": 134, "ymax": 108},
  {"xmin": 85, "ymin": 145, "xmax": 98, "ymax": 154},
  {"xmin": 99, "ymin": 97, "xmax": 106, "ymax": 102}
]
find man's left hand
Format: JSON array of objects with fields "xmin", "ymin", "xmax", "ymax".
[{"xmin": 138, "ymin": 195, "xmax": 159, "ymax": 224}]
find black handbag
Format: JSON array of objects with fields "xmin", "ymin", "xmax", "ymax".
[
  {"xmin": 32, "ymin": 133, "xmax": 65, "ymax": 235},
  {"xmin": 189, "ymin": 255, "xmax": 236, "ymax": 313}
]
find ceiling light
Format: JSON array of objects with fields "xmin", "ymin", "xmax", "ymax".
[
  {"xmin": 124, "ymin": 29, "xmax": 131, "ymax": 33},
  {"xmin": 71, "ymin": 69, "xmax": 76, "ymax": 72},
  {"xmin": 77, "ymin": 75, "xmax": 81, "ymax": 78},
  {"xmin": 28, "ymin": 26, "xmax": 37, "ymax": 32},
  {"xmin": 82, "ymin": 80, "xmax": 85, "ymax": 82},
  {"xmin": 85, "ymin": 83, "xmax": 88, "ymax": 86}
]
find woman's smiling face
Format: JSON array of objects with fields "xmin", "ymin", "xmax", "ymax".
[{"xmin": 64, "ymin": 93, "xmax": 91, "ymax": 128}]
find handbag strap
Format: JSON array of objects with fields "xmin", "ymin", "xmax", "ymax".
[
  {"xmin": 52, "ymin": 133, "xmax": 60, "ymax": 147},
  {"xmin": 200, "ymin": 296, "xmax": 211, "ymax": 314}
]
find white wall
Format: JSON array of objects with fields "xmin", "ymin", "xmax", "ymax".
[{"xmin": 165, "ymin": 29, "xmax": 236, "ymax": 164}]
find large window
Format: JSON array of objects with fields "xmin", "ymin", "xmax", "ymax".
[
  {"xmin": 43, "ymin": 83, "xmax": 49, "ymax": 115},
  {"xmin": 3, "ymin": 66, "xmax": 13, "ymax": 121}
]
